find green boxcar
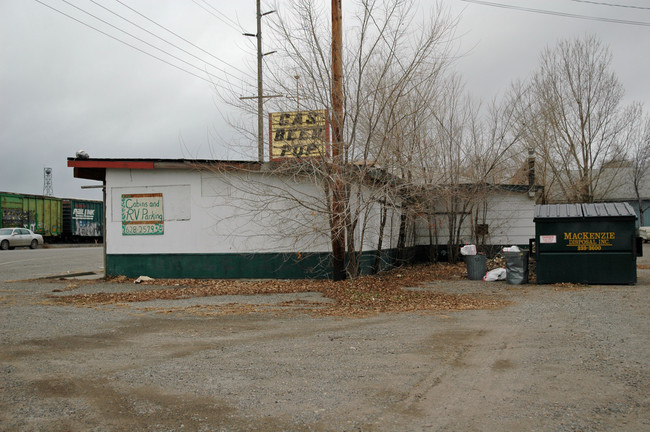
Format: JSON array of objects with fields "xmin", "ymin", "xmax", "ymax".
[
  {"xmin": 534, "ymin": 202, "xmax": 638, "ymax": 285},
  {"xmin": 62, "ymin": 199, "xmax": 103, "ymax": 240},
  {"xmin": 0, "ymin": 192, "xmax": 62, "ymax": 238}
]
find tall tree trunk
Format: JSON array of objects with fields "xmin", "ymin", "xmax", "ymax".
[
  {"xmin": 397, "ymin": 208, "xmax": 409, "ymax": 264},
  {"xmin": 373, "ymin": 203, "xmax": 388, "ymax": 273}
]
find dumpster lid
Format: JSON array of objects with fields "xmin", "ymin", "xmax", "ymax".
[{"xmin": 535, "ymin": 202, "xmax": 637, "ymax": 220}]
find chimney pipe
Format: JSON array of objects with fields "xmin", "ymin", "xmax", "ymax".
[
  {"xmin": 528, "ymin": 148, "xmax": 536, "ymax": 198},
  {"xmin": 527, "ymin": 148, "xmax": 535, "ymax": 188}
]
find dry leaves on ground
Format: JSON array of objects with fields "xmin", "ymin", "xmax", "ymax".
[{"xmin": 51, "ymin": 263, "xmax": 507, "ymax": 316}]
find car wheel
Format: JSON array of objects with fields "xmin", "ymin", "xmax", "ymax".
[
  {"xmin": 0, "ymin": 240, "xmax": 8, "ymax": 250},
  {"xmin": 30, "ymin": 239, "xmax": 39, "ymax": 249}
]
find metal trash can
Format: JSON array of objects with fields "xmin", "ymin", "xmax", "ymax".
[
  {"xmin": 504, "ymin": 251, "xmax": 529, "ymax": 284},
  {"xmin": 465, "ymin": 255, "xmax": 486, "ymax": 280}
]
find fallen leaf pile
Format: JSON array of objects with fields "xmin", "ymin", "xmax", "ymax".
[
  {"xmin": 487, "ymin": 255, "xmax": 506, "ymax": 271},
  {"xmin": 51, "ymin": 262, "xmax": 508, "ymax": 316},
  {"xmin": 550, "ymin": 282, "xmax": 589, "ymax": 291}
]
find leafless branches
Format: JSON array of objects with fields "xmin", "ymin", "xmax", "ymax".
[{"xmin": 518, "ymin": 35, "xmax": 633, "ymax": 203}]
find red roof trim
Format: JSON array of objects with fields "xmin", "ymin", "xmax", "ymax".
[{"xmin": 67, "ymin": 160, "xmax": 155, "ymax": 170}]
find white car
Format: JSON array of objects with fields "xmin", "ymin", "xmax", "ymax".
[
  {"xmin": 0, "ymin": 228, "xmax": 44, "ymax": 250},
  {"xmin": 640, "ymin": 226, "xmax": 650, "ymax": 243}
]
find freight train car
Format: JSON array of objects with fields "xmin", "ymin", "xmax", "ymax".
[
  {"xmin": 62, "ymin": 199, "xmax": 103, "ymax": 242},
  {"xmin": 0, "ymin": 192, "xmax": 103, "ymax": 243},
  {"xmin": 0, "ymin": 192, "xmax": 62, "ymax": 239}
]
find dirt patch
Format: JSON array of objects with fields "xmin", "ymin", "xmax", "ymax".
[{"xmin": 2, "ymin": 266, "xmax": 649, "ymax": 431}]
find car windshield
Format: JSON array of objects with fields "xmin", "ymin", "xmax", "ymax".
[{"xmin": 0, "ymin": 229, "xmax": 13, "ymax": 235}]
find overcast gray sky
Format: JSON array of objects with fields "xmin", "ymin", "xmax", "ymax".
[{"xmin": 1, "ymin": 0, "xmax": 649, "ymax": 200}]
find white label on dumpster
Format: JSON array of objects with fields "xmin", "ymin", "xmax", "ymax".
[{"xmin": 540, "ymin": 235, "xmax": 557, "ymax": 244}]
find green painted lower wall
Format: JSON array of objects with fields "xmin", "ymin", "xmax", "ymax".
[
  {"xmin": 106, "ymin": 243, "xmax": 528, "ymax": 280},
  {"xmin": 107, "ymin": 252, "xmax": 332, "ymax": 279},
  {"xmin": 106, "ymin": 249, "xmax": 408, "ymax": 279}
]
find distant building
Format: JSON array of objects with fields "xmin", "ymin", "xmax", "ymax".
[
  {"xmin": 543, "ymin": 161, "xmax": 650, "ymax": 226},
  {"xmin": 595, "ymin": 163, "xmax": 650, "ymax": 227}
]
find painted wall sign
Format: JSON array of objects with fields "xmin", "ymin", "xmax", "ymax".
[
  {"xmin": 121, "ymin": 193, "xmax": 164, "ymax": 235},
  {"xmin": 269, "ymin": 109, "xmax": 330, "ymax": 161},
  {"xmin": 563, "ymin": 231, "xmax": 614, "ymax": 251}
]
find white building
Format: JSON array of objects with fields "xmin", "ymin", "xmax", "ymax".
[
  {"xmin": 68, "ymin": 158, "xmax": 403, "ymax": 279},
  {"xmin": 69, "ymin": 158, "xmax": 538, "ymax": 279}
]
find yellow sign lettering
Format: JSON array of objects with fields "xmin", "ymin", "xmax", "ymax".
[
  {"xmin": 269, "ymin": 110, "xmax": 329, "ymax": 160},
  {"xmin": 562, "ymin": 231, "xmax": 615, "ymax": 250}
]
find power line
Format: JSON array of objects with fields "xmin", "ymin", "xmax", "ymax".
[
  {"xmin": 34, "ymin": 0, "xmax": 215, "ymax": 85},
  {"xmin": 198, "ymin": 0, "xmax": 244, "ymax": 30},
  {"xmin": 460, "ymin": 0, "xmax": 650, "ymax": 26},
  {"xmin": 571, "ymin": 0, "xmax": 650, "ymax": 10},
  {"xmin": 57, "ymin": 0, "xmax": 253, "ymax": 90},
  {"xmin": 34, "ymin": 0, "xmax": 253, "ymax": 93},
  {"xmin": 189, "ymin": 0, "xmax": 244, "ymax": 33},
  {"xmin": 113, "ymin": 0, "xmax": 256, "ymax": 81},
  {"xmin": 85, "ymin": 0, "xmax": 256, "ymax": 85}
]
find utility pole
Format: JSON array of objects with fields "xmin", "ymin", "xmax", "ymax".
[
  {"xmin": 254, "ymin": 0, "xmax": 264, "ymax": 163},
  {"xmin": 243, "ymin": 0, "xmax": 279, "ymax": 163},
  {"xmin": 331, "ymin": 0, "xmax": 346, "ymax": 281}
]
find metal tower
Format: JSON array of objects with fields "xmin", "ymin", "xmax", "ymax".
[{"xmin": 43, "ymin": 167, "xmax": 53, "ymax": 196}]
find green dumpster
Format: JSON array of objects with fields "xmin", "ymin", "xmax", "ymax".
[{"xmin": 534, "ymin": 203, "xmax": 638, "ymax": 284}]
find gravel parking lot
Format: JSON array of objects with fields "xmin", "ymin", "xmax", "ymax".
[{"xmin": 1, "ymin": 247, "xmax": 649, "ymax": 431}]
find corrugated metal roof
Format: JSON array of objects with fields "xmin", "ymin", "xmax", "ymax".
[
  {"xmin": 582, "ymin": 202, "xmax": 636, "ymax": 218},
  {"xmin": 534, "ymin": 203, "xmax": 583, "ymax": 219},
  {"xmin": 535, "ymin": 202, "xmax": 637, "ymax": 220}
]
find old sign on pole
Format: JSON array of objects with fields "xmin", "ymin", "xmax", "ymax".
[{"xmin": 269, "ymin": 109, "xmax": 330, "ymax": 161}]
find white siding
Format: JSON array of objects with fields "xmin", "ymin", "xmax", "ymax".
[
  {"xmin": 486, "ymin": 192, "xmax": 535, "ymax": 245},
  {"xmin": 106, "ymin": 168, "xmax": 397, "ymax": 255},
  {"xmin": 107, "ymin": 169, "xmax": 202, "ymax": 255},
  {"xmin": 200, "ymin": 171, "xmax": 332, "ymax": 253},
  {"xmin": 415, "ymin": 190, "xmax": 535, "ymax": 247}
]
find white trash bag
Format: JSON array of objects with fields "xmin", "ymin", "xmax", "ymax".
[
  {"xmin": 460, "ymin": 244, "xmax": 477, "ymax": 256},
  {"xmin": 483, "ymin": 267, "xmax": 506, "ymax": 282},
  {"xmin": 135, "ymin": 275, "xmax": 155, "ymax": 284}
]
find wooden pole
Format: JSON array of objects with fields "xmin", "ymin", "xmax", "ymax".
[{"xmin": 331, "ymin": 0, "xmax": 346, "ymax": 281}]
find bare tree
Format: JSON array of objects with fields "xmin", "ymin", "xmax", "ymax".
[
  {"xmin": 212, "ymin": 0, "xmax": 459, "ymax": 278},
  {"xmin": 634, "ymin": 119, "xmax": 650, "ymax": 226},
  {"xmin": 413, "ymin": 74, "xmax": 523, "ymax": 262},
  {"xmin": 465, "ymin": 90, "xmax": 529, "ymax": 250},
  {"xmin": 520, "ymin": 35, "xmax": 633, "ymax": 203},
  {"xmin": 424, "ymin": 75, "xmax": 477, "ymax": 262},
  {"xmin": 623, "ymin": 104, "xmax": 650, "ymax": 225}
]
